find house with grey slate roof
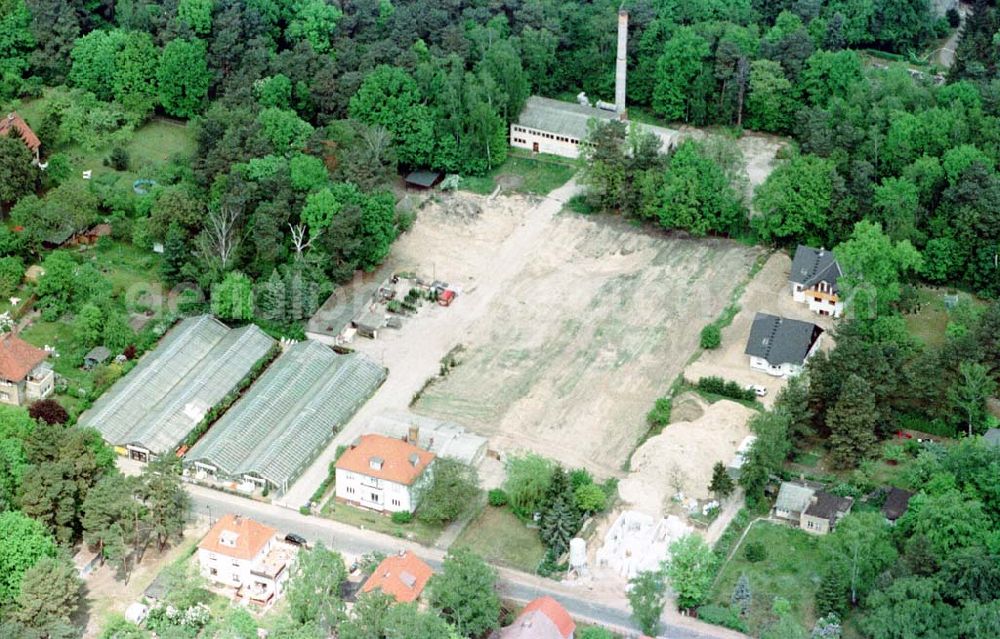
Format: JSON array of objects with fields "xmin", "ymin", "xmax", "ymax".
[
  {"xmin": 775, "ymin": 480, "xmax": 853, "ymax": 535},
  {"xmin": 790, "ymin": 245, "xmax": 844, "ymax": 317},
  {"xmin": 745, "ymin": 312, "xmax": 824, "ymax": 377}
]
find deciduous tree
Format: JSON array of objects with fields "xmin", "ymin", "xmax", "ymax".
[
  {"xmin": 416, "ymin": 457, "xmax": 480, "ymax": 526},
  {"xmin": 286, "ymin": 543, "xmax": 346, "ymax": 633},
  {"xmin": 824, "ymin": 511, "xmax": 897, "ymax": 605},
  {"xmin": 627, "ymin": 567, "xmax": 667, "ymax": 636},
  {"xmin": 427, "ymin": 548, "xmax": 500, "ymax": 639},
  {"xmin": 665, "ymin": 534, "xmax": 716, "ymax": 610},
  {"xmin": 0, "ymin": 510, "xmax": 56, "ymax": 607},
  {"xmin": 158, "ymin": 38, "xmax": 212, "ymax": 118}
]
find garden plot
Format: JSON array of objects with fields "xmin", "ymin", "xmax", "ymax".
[{"xmin": 410, "ymin": 208, "xmax": 762, "ymax": 476}]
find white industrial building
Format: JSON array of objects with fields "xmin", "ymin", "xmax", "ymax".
[{"xmin": 510, "ymin": 10, "xmax": 682, "ymax": 160}]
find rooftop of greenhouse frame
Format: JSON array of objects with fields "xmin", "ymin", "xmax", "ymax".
[
  {"xmin": 78, "ymin": 315, "xmax": 276, "ymax": 455},
  {"xmin": 185, "ymin": 339, "xmax": 387, "ymax": 494}
]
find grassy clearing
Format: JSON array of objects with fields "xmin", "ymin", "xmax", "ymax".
[
  {"xmin": 459, "ymin": 151, "xmax": 577, "ymax": 196},
  {"xmin": 319, "ymin": 500, "xmax": 442, "ymax": 546},
  {"xmin": 903, "ymin": 285, "xmax": 985, "ymax": 348},
  {"xmin": 452, "ymin": 505, "xmax": 546, "ymax": 573},
  {"xmin": 709, "ymin": 521, "xmax": 825, "ymax": 636}
]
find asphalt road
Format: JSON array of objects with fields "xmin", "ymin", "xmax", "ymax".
[{"xmin": 186, "ymin": 485, "xmax": 743, "ymax": 639}]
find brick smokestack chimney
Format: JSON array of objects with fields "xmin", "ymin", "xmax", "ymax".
[{"xmin": 615, "ymin": 9, "xmax": 628, "ymax": 117}]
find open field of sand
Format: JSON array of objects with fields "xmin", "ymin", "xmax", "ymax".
[
  {"xmin": 410, "ymin": 210, "xmax": 762, "ymax": 476},
  {"xmin": 619, "ymin": 394, "xmax": 756, "ymax": 512}
]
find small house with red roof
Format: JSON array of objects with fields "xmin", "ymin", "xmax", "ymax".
[
  {"xmin": 500, "ymin": 596, "xmax": 576, "ymax": 639},
  {"xmin": 197, "ymin": 514, "xmax": 294, "ymax": 606},
  {"xmin": 0, "ymin": 112, "xmax": 41, "ymax": 164},
  {"xmin": 0, "ymin": 333, "xmax": 54, "ymax": 406},
  {"xmin": 361, "ymin": 550, "xmax": 433, "ymax": 603},
  {"xmin": 335, "ymin": 433, "xmax": 435, "ymax": 513}
]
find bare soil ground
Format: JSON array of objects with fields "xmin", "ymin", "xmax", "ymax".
[
  {"xmin": 412, "ymin": 212, "xmax": 761, "ymax": 476},
  {"xmin": 683, "ymin": 252, "xmax": 836, "ymax": 408},
  {"xmin": 80, "ymin": 524, "xmax": 208, "ymax": 638},
  {"xmin": 619, "ymin": 396, "xmax": 756, "ymax": 512}
]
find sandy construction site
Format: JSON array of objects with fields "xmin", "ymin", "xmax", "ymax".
[{"xmin": 401, "ymin": 194, "xmax": 763, "ymax": 476}]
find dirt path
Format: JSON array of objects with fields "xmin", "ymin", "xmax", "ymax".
[{"xmin": 281, "ymin": 181, "xmax": 582, "ymax": 506}]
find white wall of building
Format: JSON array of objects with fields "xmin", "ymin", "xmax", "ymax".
[
  {"xmin": 791, "ymin": 282, "xmax": 844, "ymax": 318},
  {"xmin": 509, "ymin": 124, "xmax": 583, "ymax": 159},
  {"xmin": 198, "ymin": 540, "xmax": 270, "ymax": 589},
  {"xmin": 335, "ymin": 469, "xmax": 420, "ymax": 513}
]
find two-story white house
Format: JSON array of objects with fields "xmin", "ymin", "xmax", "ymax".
[
  {"xmin": 197, "ymin": 514, "xmax": 292, "ymax": 606},
  {"xmin": 0, "ymin": 333, "xmax": 54, "ymax": 406},
  {"xmin": 789, "ymin": 245, "xmax": 844, "ymax": 318},
  {"xmin": 745, "ymin": 313, "xmax": 824, "ymax": 377},
  {"xmin": 335, "ymin": 434, "xmax": 435, "ymax": 514}
]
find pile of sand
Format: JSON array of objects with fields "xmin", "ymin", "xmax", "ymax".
[{"xmin": 619, "ymin": 397, "xmax": 755, "ymax": 515}]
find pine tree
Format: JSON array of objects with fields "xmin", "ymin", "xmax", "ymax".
[
  {"xmin": 777, "ymin": 374, "xmax": 814, "ymax": 442},
  {"xmin": 815, "ymin": 567, "xmax": 848, "ymax": 617},
  {"xmin": 539, "ymin": 467, "xmax": 580, "ymax": 557},
  {"xmin": 160, "ymin": 223, "xmax": 189, "ymax": 286},
  {"xmin": 827, "ymin": 374, "xmax": 879, "ymax": 469},
  {"xmin": 708, "ymin": 461, "xmax": 735, "ymax": 499},
  {"xmin": 257, "ymin": 268, "xmax": 287, "ymax": 323},
  {"xmin": 731, "ymin": 572, "xmax": 751, "ymax": 616}
]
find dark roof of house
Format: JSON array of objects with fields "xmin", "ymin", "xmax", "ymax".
[
  {"xmin": 805, "ymin": 491, "xmax": 853, "ymax": 521},
  {"xmin": 790, "ymin": 245, "xmax": 842, "ymax": 292},
  {"xmin": 745, "ymin": 313, "xmax": 823, "ymax": 367},
  {"xmin": 882, "ymin": 487, "xmax": 913, "ymax": 521},
  {"xmin": 404, "ymin": 170, "xmax": 443, "ymax": 188}
]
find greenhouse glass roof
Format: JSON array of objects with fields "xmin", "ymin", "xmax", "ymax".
[
  {"xmin": 186, "ymin": 340, "xmax": 386, "ymax": 492},
  {"xmin": 79, "ymin": 316, "xmax": 275, "ymax": 455}
]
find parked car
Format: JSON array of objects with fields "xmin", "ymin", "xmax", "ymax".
[
  {"xmin": 746, "ymin": 384, "xmax": 767, "ymax": 397},
  {"xmin": 284, "ymin": 533, "xmax": 308, "ymax": 546}
]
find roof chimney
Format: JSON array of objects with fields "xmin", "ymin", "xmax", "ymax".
[
  {"xmin": 407, "ymin": 425, "xmax": 419, "ymax": 447},
  {"xmin": 615, "ymin": 9, "xmax": 628, "ymax": 117}
]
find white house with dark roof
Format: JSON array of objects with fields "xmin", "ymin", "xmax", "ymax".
[
  {"xmin": 790, "ymin": 245, "xmax": 844, "ymax": 317},
  {"xmin": 745, "ymin": 313, "xmax": 823, "ymax": 377}
]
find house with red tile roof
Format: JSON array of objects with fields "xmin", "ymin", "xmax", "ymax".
[
  {"xmin": 0, "ymin": 333, "xmax": 53, "ymax": 406},
  {"xmin": 0, "ymin": 112, "xmax": 41, "ymax": 163},
  {"xmin": 197, "ymin": 514, "xmax": 293, "ymax": 606},
  {"xmin": 335, "ymin": 434, "xmax": 435, "ymax": 513},
  {"xmin": 361, "ymin": 550, "xmax": 433, "ymax": 603},
  {"xmin": 500, "ymin": 596, "xmax": 576, "ymax": 639}
]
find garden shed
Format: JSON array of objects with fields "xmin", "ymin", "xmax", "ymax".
[
  {"xmin": 83, "ymin": 346, "xmax": 112, "ymax": 369},
  {"xmin": 78, "ymin": 315, "xmax": 275, "ymax": 461},
  {"xmin": 185, "ymin": 340, "xmax": 386, "ymax": 495}
]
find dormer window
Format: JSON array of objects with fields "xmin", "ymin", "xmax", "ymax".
[
  {"xmin": 219, "ymin": 530, "xmax": 239, "ymax": 547},
  {"xmin": 369, "ymin": 456, "xmax": 384, "ymax": 471}
]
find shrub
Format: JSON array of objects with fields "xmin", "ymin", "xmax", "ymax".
[
  {"xmin": 700, "ymin": 324, "xmax": 721, "ymax": 349},
  {"xmin": 574, "ymin": 483, "xmax": 607, "ymax": 513},
  {"xmin": 743, "ymin": 541, "xmax": 767, "ymax": 563},
  {"xmin": 569, "ymin": 468, "xmax": 593, "ymax": 489},
  {"xmin": 696, "ymin": 376, "xmax": 755, "ymax": 402},
  {"xmin": 697, "ymin": 604, "xmax": 748, "ymax": 632},
  {"xmin": 646, "ymin": 397, "xmax": 672, "ymax": 428},
  {"xmin": 28, "ymin": 399, "xmax": 69, "ymax": 425},
  {"xmin": 391, "ymin": 511, "xmax": 412, "ymax": 524},
  {"xmin": 488, "ymin": 488, "xmax": 508, "ymax": 507},
  {"xmin": 109, "ymin": 147, "xmax": 129, "ymax": 171}
]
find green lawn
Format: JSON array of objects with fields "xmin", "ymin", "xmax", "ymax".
[
  {"xmin": 319, "ymin": 499, "xmax": 442, "ymax": 546},
  {"xmin": 459, "ymin": 151, "xmax": 577, "ymax": 196},
  {"xmin": 7, "ymin": 89, "xmax": 196, "ymax": 184},
  {"xmin": 903, "ymin": 285, "xmax": 985, "ymax": 348},
  {"xmin": 452, "ymin": 505, "xmax": 546, "ymax": 573},
  {"xmin": 709, "ymin": 521, "xmax": 826, "ymax": 636}
]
